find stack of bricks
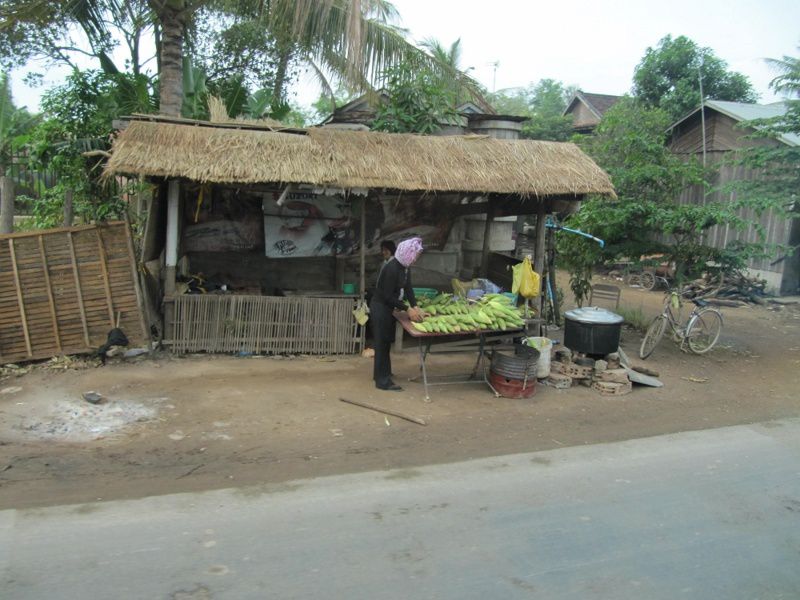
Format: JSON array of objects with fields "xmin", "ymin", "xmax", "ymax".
[{"xmin": 546, "ymin": 350, "xmax": 632, "ymax": 396}]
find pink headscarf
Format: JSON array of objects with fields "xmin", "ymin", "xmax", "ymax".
[{"xmin": 395, "ymin": 237, "xmax": 424, "ymax": 267}]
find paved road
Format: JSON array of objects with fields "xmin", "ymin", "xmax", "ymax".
[{"xmin": 2, "ymin": 419, "xmax": 800, "ymax": 599}]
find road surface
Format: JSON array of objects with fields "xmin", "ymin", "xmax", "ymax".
[{"xmin": 2, "ymin": 419, "xmax": 799, "ymax": 599}]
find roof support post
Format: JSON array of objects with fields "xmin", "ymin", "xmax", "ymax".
[
  {"xmin": 480, "ymin": 200, "xmax": 495, "ymax": 277},
  {"xmin": 359, "ymin": 196, "xmax": 366, "ymax": 352},
  {"xmin": 165, "ymin": 179, "xmax": 180, "ymax": 296},
  {"xmin": 533, "ymin": 198, "xmax": 547, "ymax": 291}
]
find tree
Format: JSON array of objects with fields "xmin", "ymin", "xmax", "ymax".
[
  {"xmin": 0, "ymin": 72, "xmax": 37, "ymax": 232},
  {"xmin": 15, "ymin": 70, "xmax": 135, "ymax": 228},
  {"xmin": 371, "ymin": 60, "xmax": 460, "ymax": 134},
  {"xmin": 4, "ymin": 1, "xmax": 483, "ymax": 118},
  {"xmin": 420, "ymin": 37, "xmax": 463, "ymax": 70},
  {"xmin": 489, "ymin": 79, "xmax": 575, "ymax": 141},
  {"xmin": 0, "ymin": 0, "xmax": 154, "ymax": 76},
  {"xmin": 309, "ymin": 86, "xmax": 355, "ymax": 122},
  {"xmin": 559, "ymin": 98, "xmax": 725, "ymax": 303},
  {"xmin": 633, "ymin": 35, "xmax": 757, "ymax": 121}
]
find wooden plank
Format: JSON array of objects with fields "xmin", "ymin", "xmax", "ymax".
[
  {"xmin": 340, "ymin": 397, "xmax": 427, "ymax": 426},
  {"xmin": 0, "ymin": 222, "xmax": 126, "ymax": 240},
  {"xmin": 123, "ymin": 216, "xmax": 151, "ymax": 345},
  {"xmin": 67, "ymin": 231, "xmax": 91, "ymax": 347},
  {"xmin": 95, "ymin": 228, "xmax": 116, "ymax": 327},
  {"xmin": 8, "ymin": 239, "xmax": 33, "ymax": 357}
]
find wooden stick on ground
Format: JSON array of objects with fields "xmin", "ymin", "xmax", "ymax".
[{"xmin": 339, "ymin": 397, "xmax": 427, "ymax": 426}]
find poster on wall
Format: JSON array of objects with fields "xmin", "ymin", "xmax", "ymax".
[
  {"xmin": 263, "ymin": 191, "xmax": 459, "ymax": 258},
  {"xmin": 263, "ymin": 193, "xmax": 356, "ymax": 258}
]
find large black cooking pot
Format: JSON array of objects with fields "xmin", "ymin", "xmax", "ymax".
[{"xmin": 563, "ymin": 306, "xmax": 623, "ymax": 355}]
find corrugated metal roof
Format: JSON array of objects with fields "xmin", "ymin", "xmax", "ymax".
[{"xmin": 677, "ymin": 100, "xmax": 799, "ymax": 147}]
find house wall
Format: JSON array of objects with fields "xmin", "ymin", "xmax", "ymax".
[
  {"xmin": 666, "ymin": 147, "xmax": 797, "ymax": 295},
  {"xmin": 670, "ymin": 112, "xmax": 781, "ymax": 154},
  {"xmin": 178, "ymin": 183, "xmax": 520, "ymax": 294},
  {"xmin": 567, "ymin": 102, "xmax": 600, "ymax": 130}
]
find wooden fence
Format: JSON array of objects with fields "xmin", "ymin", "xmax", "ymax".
[
  {"xmin": 0, "ymin": 222, "xmax": 148, "ymax": 363},
  {"xmin": 172, "ymin": 294, "xmax": 361, "ymax": 355},
  {"xmin": 172, "ymin": 295, "xmax": 360, "ymax": 354}
]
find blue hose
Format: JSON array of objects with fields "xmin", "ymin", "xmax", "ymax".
[{"xmin": 545, "ymin": 220, "xmax": 605, "ymax": 248}]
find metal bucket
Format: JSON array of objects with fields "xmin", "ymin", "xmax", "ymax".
[{"xmin": 490, "ymin": 346, "xmax": 540, "ymax": 380}]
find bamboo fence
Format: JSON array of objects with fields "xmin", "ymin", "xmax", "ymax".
[
  {"xmin": 0, "ymin": 222, "xmax": 148, "ymax": 362},
  {"xmin": 172, "ymin": 294, "xmax": 361, "ymax": 355}
]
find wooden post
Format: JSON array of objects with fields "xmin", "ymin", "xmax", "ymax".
[
  {"xmin": 38, "ymin": 235, "xmax": 62, "ymax": 352},
  {"xmin": 359, "ymin": 197, "xmax": 366, "ymax": 352},
  {"xmin": 533, "ymin": 199, "xmax": 547, "ymax": 327},
  {"xmin": 335, "ymin": 256, "xmax": 345, "ymax": 292},
  {"xmin": 533, "ymin": 199, "xmax": 547, "ymax": 282},
  {"xmin": 125, "ymin": 214, "xmax": 152, "ymax": 344},
  {"xmin": 95, "ymin": 228, "xmax": 116, "ymax": 327},
  {"xmin": 8, "ymin": 239, "xmax": 33, "ymax": 357},
  {"xmin": 480, "ymin": 201, "xmax": 495, "ymax": 277},
  {"xmin": 63, "ymin": 189, "xmax": 74, "ymax": 227},
  {"xmin": 0, "ymin": 175, "xmax": 14, "ymax": 234},
  {"xmin": 67, "ymin": 232, "xmax": 91, "ymax": 347},
  {"xmin": 359, "ymin": 198, "xmax": 366, "ymax": 301},
  {"xmin": 136, "ymin": 175, "xmax": 147, "ymax": 217}
]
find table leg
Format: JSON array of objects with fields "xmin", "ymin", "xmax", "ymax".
[
  {"xmin": 419, "ymin": 338, "xmax": 431, "ymax": 403},
  {"xmin": 470, "ymin": 333, "xmax": 486, "ymax": 379}
]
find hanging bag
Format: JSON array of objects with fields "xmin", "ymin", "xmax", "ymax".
[{"xmin": 512, "ymin": 256, "xmax": 541, "ymax": 299}]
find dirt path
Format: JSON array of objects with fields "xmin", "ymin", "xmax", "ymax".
[{"xmin": 1, "ymin": 282, "xmax": 798, "ymax": 510}]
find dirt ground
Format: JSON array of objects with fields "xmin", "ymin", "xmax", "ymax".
[{"xmin": 1, "ymin": 280, "xmax": 799, "ymax": 510}]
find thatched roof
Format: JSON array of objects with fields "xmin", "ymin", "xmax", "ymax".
[{"xmin": 106, "ymin": 117, "xmax": 615, "ymax": 197}]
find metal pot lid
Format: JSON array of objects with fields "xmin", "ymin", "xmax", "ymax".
[{"xmin": 564, "ymin": 306, "xmax": 624, "ymax": 325}]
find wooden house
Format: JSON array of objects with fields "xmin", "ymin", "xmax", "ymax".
[
  {"xmin": 105, "ymin": 115, "xmax": 615, "ymax": 355},
  {"xmin": 668, "ymin": 100, "xmax": 799, "ymax": 295},
  {"xmin": 563, "ymin": 92, "xmax": 623, "ymax": 134}
]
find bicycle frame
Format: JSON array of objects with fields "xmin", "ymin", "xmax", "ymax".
[{"xmin": 660, "ymin": 291, "xmax": 719, "ymax": 349}]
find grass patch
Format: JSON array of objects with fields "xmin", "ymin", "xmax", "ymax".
[{"xmin": 616, "ymin": 305, "xmax": 650, "ymax": 332}]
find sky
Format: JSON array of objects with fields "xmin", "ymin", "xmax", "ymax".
[{"xmin": 9, "ymin": 0, "xmax": 800, "ymax": 112}]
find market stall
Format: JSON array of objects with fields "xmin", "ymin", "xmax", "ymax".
[
  {"xmin": 104, "ymin": 115, "xmax": 615, "ymax": 356},
  {"xmin": 395, "ymin": 311, "xmax": 526, "ymax": 402}
]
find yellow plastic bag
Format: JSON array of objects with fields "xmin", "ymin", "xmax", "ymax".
[
  {"xmin": 512, "ymin": 256, "xmax": 541, "ymax": 298},
  {"xmin": 352, "ymin": 301, "xmax": 369, "ymax": 326}
]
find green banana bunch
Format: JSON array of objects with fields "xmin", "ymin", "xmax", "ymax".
[{"xmin": 412, "ymin": 292, "xmax": 526, "ymax": 333}]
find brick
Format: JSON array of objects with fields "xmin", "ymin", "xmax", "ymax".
[
  {"xmin": 546, "ymin": 372, "xmax": 572, "ymax": 389},
  {"xmin": 605, "ymin": 352, "xmax": 621, "ymax": 369},
  {"xmin": 596, "ymin": 368, "xmax": 630, "ymax": 384},
  {"xmin": 592, "ymin": 380, "xmax": 633, "ymax": 396}
]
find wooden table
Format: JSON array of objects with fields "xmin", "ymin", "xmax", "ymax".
[{"xmin": 395, "ymin": 311, "xmax": 523, "ymax": 402}]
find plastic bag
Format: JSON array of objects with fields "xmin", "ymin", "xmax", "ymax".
[
  {"xmin": 352, "ymin": 301, "xmax": 369, "ymax": 326},
  {"xmin": 524, "ymin": 337, "xmax": 553, "ymax": 378},
  {"xmin": 475, "ymin": 278, "xmax": 502, "ymax": 294},
  {"xmin": 512, "ymin": 256, "xmax": 541, "ymax": 298}
]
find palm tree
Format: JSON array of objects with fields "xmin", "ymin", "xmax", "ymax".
[
  {"xmin": 4, "ymin": 1, "xmax": 483, "ymax": 118},
  {"xmin": 420, "ymin": 37, "xmax": 463, "ymax": 70},
  {"xmin": 150, "ymin": 0, "xmax": 484, "ymax": 116},
  {"xmin": 767, "ymin": 50, "xmax": 800, "ymax": 96}
]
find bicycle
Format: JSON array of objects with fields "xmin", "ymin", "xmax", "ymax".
[{"xmin": 639, "ymin": 288, "xmax": 724, "ymax": 359}]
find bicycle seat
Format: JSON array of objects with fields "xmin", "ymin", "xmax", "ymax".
[{"xmin": 691, "ymin": 298, "xmax": 709, "ymax": 308}]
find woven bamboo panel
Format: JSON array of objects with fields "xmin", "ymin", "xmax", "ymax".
[
  {"xmin": 172, "ymin": 294, "xmax": 361, "ymax": 355},
  {"xmin": 0, "ymin": 222, "xmax": 148, "ymax": 363}
]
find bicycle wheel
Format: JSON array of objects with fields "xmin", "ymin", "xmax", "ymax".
[
  {"xmin": 639, "ymin": 315, "xmax": 668, "ymax": 359},
  {"xmin": 686, "ymin": 309, "xmax": 723, "ymax": 354}
]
